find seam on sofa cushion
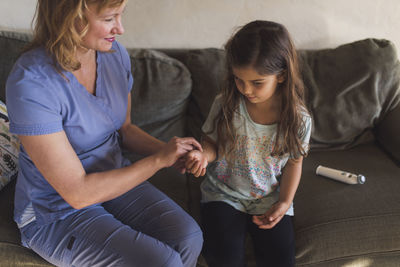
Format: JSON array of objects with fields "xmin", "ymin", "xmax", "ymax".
[
  {"xmin": 296, "ymin": 249, "xmax": 400, "ymax": 266},
  {"xmin": 295, "ymin": 213, "xmax": 400, "ymax": 234},
  {"xmin": 0, "ymin": 31, "xmax": 32, "ymax": 42}
]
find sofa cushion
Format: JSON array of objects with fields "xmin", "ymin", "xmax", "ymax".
[
  {"xmin": 179, "ymin": 48, "xmax": 226, "ymax": 140},
  {"xmin": 125, "ymin": 49, "xmax": 192, "ymax": 211},
  {"xmin": 0, "ymin": 101, "xmax": 19, "ymax": 191},
  {"xmin": 300, "ymin": 39, "xmax": 400, "ymax": 151},
  {"xmin": 294, "ymin": 143, "xmax": 400, "ymax": 266},
  {"xmin": 1, "ymin": 179, "xmax": 52, "ymax": 265},
  {"xmin": 0, "ymin": 31, "xmax": 31, "ymax": 103},
  {"xmin": 375, "ymin": 103, "xmax": 400, "ymax": 165},
  {"xmin": 128, "ymin": 49, "xmax": 191, "ymax": 142}
]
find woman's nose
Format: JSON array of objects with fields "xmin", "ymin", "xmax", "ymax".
[{"xmin": 113, "ymin": 20, "xmax": 124, "ymax": 35}]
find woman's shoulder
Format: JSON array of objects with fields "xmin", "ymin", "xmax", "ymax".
[
  {"xmin": 13, "ymin": 47, "xmax": 58, "ymax": 78},
  {"xmin": 18, "ymin": 47, "xmax": 51, "ymax": 65},
  {"xmin": 6, "ymin": 47, "xmax": 66, "ymax": 104}
]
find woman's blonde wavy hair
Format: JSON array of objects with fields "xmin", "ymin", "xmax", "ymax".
[{"xmin": 27, "ymin": 0, "xmax": 127, "ymax": 73}]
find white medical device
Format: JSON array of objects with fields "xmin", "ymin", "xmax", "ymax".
[{"xmin": 316, "ymin": 165, "xmax": 366, "ymax": 185}]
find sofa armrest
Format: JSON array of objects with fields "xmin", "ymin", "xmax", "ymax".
[{"xmin": 375, "ymin": 103, "xmax": 400, "ymax": 165}]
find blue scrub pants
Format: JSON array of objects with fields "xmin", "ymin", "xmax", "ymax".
[{"xmin": 20, "ymin": 181, "xmax": 203, "ymax": 267}]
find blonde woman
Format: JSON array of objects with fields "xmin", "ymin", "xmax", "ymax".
[{"xmin": 6, "ymin": 1, "xmax": 203, "ymax": 266}]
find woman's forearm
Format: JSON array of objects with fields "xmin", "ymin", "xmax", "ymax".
[
  {"xmin": 120, "ymin": 124, "xmax": 166, "ymax": 156},
  {"xmin": 75, "ymin": 153, "xmax": 165, "ymax": 209}
]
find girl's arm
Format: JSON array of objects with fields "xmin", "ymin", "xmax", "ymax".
[
  {"xmin": 253, "ymin": 156, "xmax": 303, "ymax": 229},
  {"xmin": 278, "ymin": 156, "xmax": 303, "ymax": 206},
  {"xmin": 19, "ymin": 94, "xmax": 201, "ymax": 210}
]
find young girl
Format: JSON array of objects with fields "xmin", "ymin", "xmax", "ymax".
[{"xmin": 185, "ymin": 20, "xmax": 312, "ymax": 267}]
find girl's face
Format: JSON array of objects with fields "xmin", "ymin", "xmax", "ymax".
[
  {"xmin": 232, "ymin": 66, "xmax": 284, "ymax": 105},
  {"xmin": 80, "ymin": 3, "xmax": 126, "ymax": 52}
]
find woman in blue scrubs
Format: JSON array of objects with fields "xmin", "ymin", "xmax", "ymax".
[{"xmin": 5, "ymin": 1, "xmax": 203, "ymax": 266}]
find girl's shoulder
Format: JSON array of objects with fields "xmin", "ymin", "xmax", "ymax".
[
  {"xmin": 298, "ymin": 107, "xmax": 313, "ymax": 138},
  {"xmin": 214, "ymin": 93, "xmax": 224, "ymax": 103},
  {"xmin": 208, "ymin": 94, "xmax": 224, "ymax": 114},
  {"xmin": 299, "ymin": 106, "xmax": 312, "ymax": 122}
]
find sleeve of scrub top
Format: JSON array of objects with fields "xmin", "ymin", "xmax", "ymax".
[{"xmin": 6, "ymin": 60, "xmax": 63, "ymax": 136}]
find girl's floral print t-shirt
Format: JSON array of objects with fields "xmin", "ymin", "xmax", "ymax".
[{"xmin": 200, "ymin": 94, "xmax": 312, "ymax": 215}]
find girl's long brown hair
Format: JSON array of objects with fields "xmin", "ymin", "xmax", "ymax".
[
  {"xmin": 212, "ymin": 20, "xmax": 308, "ymax": 159},
  {"xmin": 27, "ymin": 0, "xmax": 126, "ymax": 73}
]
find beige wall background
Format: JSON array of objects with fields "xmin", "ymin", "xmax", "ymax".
[{"xmin": 1, "ymin": 0, "xmax": 399, "ymax": 52}]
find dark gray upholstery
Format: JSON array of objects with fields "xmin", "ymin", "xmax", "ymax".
[
  {"xmin": 1, "ymin": 30, "xmax": 399, "ymax": 266},
  {"xmin": 299, "ymin": 39, "xmax": 400, "ymax": 151}
]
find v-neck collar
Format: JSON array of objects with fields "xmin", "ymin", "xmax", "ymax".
[{"xmin": 67, "ymin": 51, "xmax": 102, "ymax": 100}]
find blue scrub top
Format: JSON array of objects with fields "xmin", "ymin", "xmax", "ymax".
[{"xmin": 6, "ymin": 41, "xmax": 133, "ymax": 228}]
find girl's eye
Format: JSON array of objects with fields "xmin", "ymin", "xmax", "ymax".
[
  {"xmin": 253, "ymin": 82, "xmax": 263, "ymax": 87},
  {"xmin": 104, "ymin": 18, "xmax": 114, "ymax": 22},
  {"xmin": 234, "ymin": 77, "xmax": 243, "ymax": 85}
]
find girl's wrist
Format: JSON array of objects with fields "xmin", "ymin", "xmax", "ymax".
[
  {"xmin": 278, "ymin": 199, "xmax": 291, "ymax": 209},
  {"xmin": 204, "ymin": 150, "xmax": 216, "ymax": 163}
]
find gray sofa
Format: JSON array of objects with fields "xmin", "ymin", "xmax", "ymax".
[{"xmin": 0, "ymin": 30, "xmax": 399, "ymax": 267}]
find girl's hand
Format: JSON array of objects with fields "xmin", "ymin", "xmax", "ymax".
[
  {"xmin": 185, "ymin": 150, "xmax": 208, "ymax": 177},
  {"xmin": 172, "ymin": 157, "xmax": 188, "ymax": 174},
  {"xmin": 156, "ymin": 137, "xmax": 202, "ymax": 170},
  {"xmin": 252, "ymin": 201, "xmax": 290, "ymax": 229}
]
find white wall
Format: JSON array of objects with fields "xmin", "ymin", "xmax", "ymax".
[{"xmin": 1, "ymin": 0, "xmax": 400, "ymax": 52}]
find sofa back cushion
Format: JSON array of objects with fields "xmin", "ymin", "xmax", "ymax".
[
  {"xmin": 174, "ymin": 48, "xmax": 226, "ymax": 140},
  {"xmin": 375, "ymin": 103, "xmax": 400, "ymax": 165},
  {"xmin": 0, "ymin": 31, "xmax": 31, "ymax": 103},
  {"xmin": 128, "ymin": 49, "xmax": 192, "ymax": 142},
  {"xmin": 300, "ymin": 38, "xmax": 400, "ymax": 150}
]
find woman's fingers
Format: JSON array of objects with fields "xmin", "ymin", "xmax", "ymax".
[{"xmin": 175, "ymin": 137, "xmax": 203, "ymax": 152}]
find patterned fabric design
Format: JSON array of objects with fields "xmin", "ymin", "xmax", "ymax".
[
  {"xmin": 201, "ymin": 95, "xmax": 312, "ymax": 215},
  {"xmin": 0, "ymin": 100, "xmax": 19, "ymax": 190},
  {"xmin": 214, "ymin": 134, "xmax": 281, "ymax": 199}
]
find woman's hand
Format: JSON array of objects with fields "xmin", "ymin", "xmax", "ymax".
[
  {"xmin": 155, "ymin": 136, "xmax": 202, "ymax": 171},
  {"xmin": 185, "ymin": 150, "xmax": 208, "ymax": 177},
  {"xmin": 252, "ymin": 201, "xmax": 290, "ymax": 229}
]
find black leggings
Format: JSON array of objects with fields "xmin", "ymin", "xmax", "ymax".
[{"xmin": 201, "ymin": 201, "xmax": 295, "ymax": 267}]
